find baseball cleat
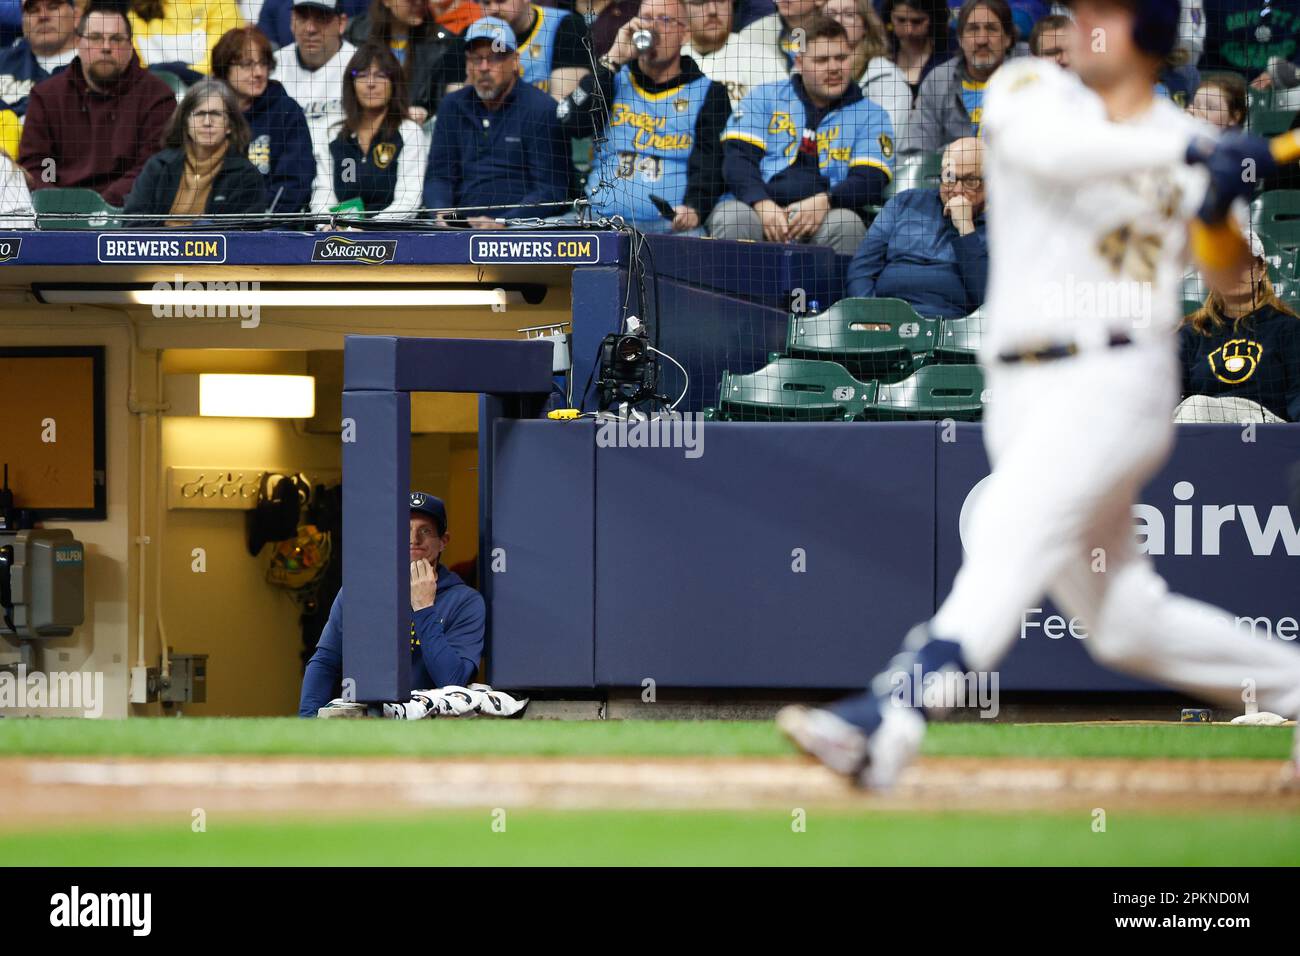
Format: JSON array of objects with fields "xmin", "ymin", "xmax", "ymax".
[{"xmin": 777, "ymin": 703, "xmax": 926, "ymax": 790}]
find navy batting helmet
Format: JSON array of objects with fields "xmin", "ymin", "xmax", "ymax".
[
  {"xmin": 1066, "ymin": 0, "xmax": 1180, "ymax": 59},
  {"xmin": 1130, "ymin": 0, "xmax": 1180, "ymax": 59}
]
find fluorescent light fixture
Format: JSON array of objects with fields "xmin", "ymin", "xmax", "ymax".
[
  {"xmin": 36, "ymin": 286, "xmax": 521, "ymax": 308},
  {"xmin": 166, "ymin": 374, "xmax": 315, "ymax": 418}
]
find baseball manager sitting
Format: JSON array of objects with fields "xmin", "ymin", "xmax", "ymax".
[{"xmin": 298, "ymin": 492, "xmax": 485, "ymax": 717}]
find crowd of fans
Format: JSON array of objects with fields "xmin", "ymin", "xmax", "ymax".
[{"xmin": 0, "ymin": 0, "xmax": 1295, "ymax": 415}]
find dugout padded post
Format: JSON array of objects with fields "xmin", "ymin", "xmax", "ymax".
[{"xmin": 343, "ymin": 335, "xmax": 553, "ymax": 703}]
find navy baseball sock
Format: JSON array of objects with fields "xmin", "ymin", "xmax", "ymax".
[{"xmin": 829, "ymin": 629, "xmax": 969, "ymax": 735}]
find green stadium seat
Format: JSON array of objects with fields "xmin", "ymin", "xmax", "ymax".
[
  {"xmin": 864, "ymin": 363, "xmax": 986, "ymax": 422},
  {"xmin": 150, "ymin": 66, "xmax": 187, "ymax": 102},
  {"xmin": 1183, "ymin": 297, "xmax": 1204, "ymax": 316},
  {"xmin": 1247, "ymin": 88, "xmax": 1273, "ymax": 112},
  {"xmin": 31, "ymin": 188, "xmax": 123, "ymax": 229},
  {"xmin": 884, "ymin": 151, "xmax": 943, "ymax": 200},
  {"xmin": 713, "ymin": 358, "xmax": 874, "ymax": 421},
  {"xmin": 1278, "ymin": 247, "xmax": 1299, "ymax": 280},
  {"xmin": 786, "ymin": 297, "xmax": 938, "ymax": 383},
  {"xmin": 934, "ymin": 307, "xmax": 984, "ymax": 363},
  {"xmin": 1248, "ymin": 106, "xmax": 1294, "ymax": 138},
  {"xmin": 1252, "ymin": 190, "xmax": 1300, "ymax": 253}
]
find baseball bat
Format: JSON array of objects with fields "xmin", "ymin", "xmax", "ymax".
[{"xmin": 1191, "ymin": 129, "xmax": 1300, "ymax": 270}]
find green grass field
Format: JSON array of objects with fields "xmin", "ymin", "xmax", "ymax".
[
  {"xmin": 0, "ymin": 718, "xmax": 1295, "ymax": 866},
  {"xmin": 0, "ymin": 717, "xmax": 1293, "ymax": 760}
]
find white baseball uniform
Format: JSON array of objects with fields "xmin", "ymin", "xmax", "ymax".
[{"xmin": 929, "ymin": 58, "xmax": 1300, "ymax": 718}]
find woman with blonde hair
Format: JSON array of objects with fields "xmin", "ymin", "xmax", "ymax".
[
  {"xmin": 824, "ymin": 0, "xmax": 911, "ymax": 146},
  {"xmin": 1178, "ymin": 239, "xmax": 1300, "ymax": 423}
]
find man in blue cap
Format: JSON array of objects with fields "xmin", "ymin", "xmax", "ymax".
[
  {"xmin": 298, "ymin": 491, "xmax": 485, "ymax": 717},
  {"xmin": 424, "ymin": 16, "xmax": 570, "ymax": 226}
]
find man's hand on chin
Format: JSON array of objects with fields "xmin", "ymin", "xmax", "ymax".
[{"xmin": 411, "ymin": 558, "xmax": 438, "ymax": 611}]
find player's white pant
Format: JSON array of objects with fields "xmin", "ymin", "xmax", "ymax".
[{"xmin": 931, "ymin": 341, "xmax": 1300, "ymax": 718}]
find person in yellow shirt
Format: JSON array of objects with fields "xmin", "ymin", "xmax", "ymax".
[{"xmin": 128, "ymin": 0, "xmax": 245, "ymax": 81}]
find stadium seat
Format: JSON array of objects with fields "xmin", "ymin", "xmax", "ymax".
[
  {"xmin": 934, "ymin": 307, "xmax": 984, "ymax": 363},
  {"xmin": 1248, "ymin": 105, "xmax": 1294, "ymax": 138},
  {"xmin": 884, "ymin": 151, "xmax": 943, "ymax": 200},
  {"xmin": 1278, "ymin": 247, "xmax": 1299, "ymax": 280},
  {"xmin": 1252, "ymin": 190, "xmax": 1300, "ymax": 253},
  {"xmin": 150, "ymin": 66, "xmax": 187, "ymax": 102},
  {"xmin": 710, "ymin": 358, "xmax": 874, "ymax": 421},
  {"xmin": 864, "ymin": 363, "xmax": 986, "ymax": 422},
  {"xmin": 786, "ymin": 297, "xmax": 938, "ymax": 382},
  {"xmin": 31, "ymin": 188, "xmax": 123, "ymax": 229}
]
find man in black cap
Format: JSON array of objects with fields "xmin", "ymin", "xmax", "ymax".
[{"xmin": 298, "ymin": 491, "xmax": 485, "ymax": 717}]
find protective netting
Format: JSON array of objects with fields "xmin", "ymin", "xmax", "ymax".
[{"xmin": 0, "ymin": 0, "xmax": 1296, "ymax": 419}]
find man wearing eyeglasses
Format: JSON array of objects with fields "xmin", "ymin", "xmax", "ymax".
[
  {"xmin": 18, "ymin": 3, "xmax": 175, "ymax": 206},
  {"xmin": 424, "ymin": 17, "xmax": 569, "ymax": 225},
  {"xmin": 299, "ymin": 492, "xmax": 486, "ymax": 717},
  {"xmin": 900, "ymin": 0, "xmax": 1013, "ymax": 155},
  {"xmin": 557, "ymin": 0, "xmax": 731, "ymax": 233},
  {"xmin": 845, "ymin": 136, "xmax": 987, "ymax": 317}
]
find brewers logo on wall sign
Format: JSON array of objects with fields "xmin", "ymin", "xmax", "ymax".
[
  {"xmin": 879, "ymin": 133, "xmax": 894, "ymax": 160},
  {"xmin": 373, "ymin": 143, "xmax": 397, "ymax": 169}
]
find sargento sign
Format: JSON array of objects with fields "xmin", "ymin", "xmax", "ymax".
[
  {"xmin": 98, "ymin": 235, "xmax": 227, "ymax": 262},
  {"xmin": 0, "ymin": 236, "xmax": 21, "ymax": 262},
  {"xmin": 311, "ymin": 236, "xmax": 398, "ymax": 263},
  {"xmin": 469, "ymin": 233, "xmax": 600, "ymax": 264}
]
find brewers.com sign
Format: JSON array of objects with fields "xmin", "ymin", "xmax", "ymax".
[{"xmin": 311, "ymin": 236, "xmax": 398, "ymax": 264}]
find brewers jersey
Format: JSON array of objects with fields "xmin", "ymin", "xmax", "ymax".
[
  {"xmin": 587, "ymin": 66, "xmax": 714, "ymax": 222},
  {"xmin": 980, "ymin": 58, "xmax": 1211, "ymax": 358},
  {"xmin": 517, "ymin": 4, "xmax": 569, "ymax": 92}
]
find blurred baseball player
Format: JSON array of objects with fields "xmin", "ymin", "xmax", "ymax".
[{"xmin": 779, "ymin": 0, "xmax": 1300, "ymax": 787}]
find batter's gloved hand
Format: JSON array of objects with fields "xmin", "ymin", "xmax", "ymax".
[{"xmin": 1186, "ymin": 132, "xmax": 1279, "ymax": 222}]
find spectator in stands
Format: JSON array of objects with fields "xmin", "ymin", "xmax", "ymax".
[
  {"xmin": 900, "ymin": 0, "xmax": 1010, "ymax": 156},
  {"xmin": 258, "ymin": 0, "xmax": 368, "ymax": 48},
  {"xmin": 681, "ymin": 0, "xmax": 786, "ymax": 109},
  {"xmin": 212, "ymin": 26, "xmax": 315, "ymax": 213},
  {"xmin": 1179, "ymin": 242, "xmax": 1300, "ymax": 423},
  {"xmin": 558, "ymin": 0, "xmax": 730, "ymax": 234},
  {"xmin": 424, "ymin": 17, "xmax": 568, "ymax": 225},
  {"xmin": 1027, "ymin": 11, "xmax": 1070, "ymax": 68},
  {"xmin": 0, "ymin": 149, "xmax": 34, "ymax": 225},
  {"xmin": 1200, "ymin": 0, "xmax": 1298, "ymax": 76},
  {"xmin": 479, "ymin": 0, "xmax": 592, "ymax": 100},
  {"xmin": 1250, "ymin": 56, "xmax": 1299, "ymax": 104},
  {"xmin": 345, "ymin": 0, "xmax": 463, "ymax": 121},
  {"xmin": 127, "ymin": 0, "xmax": 245, "ymax": 83},
  {"xmin": 572, "ymin": 0, "xmax": 638, "ymax": 59},
  {"xmin": 883, "ymin": 0, "xmax": 948, "ymax": 104},
  {"xmin": 124, "ymin": 78, "xmax": 268, "ymax": 223},
  {"xmin": 1187, "ymin": 72, "xmax": 1247, "ymax": 132},
  {"xmin": 824, "ymin": 0, "xmax": 911, "ymax": 147},
  {"xmin": 0, "ymin": 0, "xmax": 79, "ymax": 120},
  {"xmin": 429, "ymin": 0, "xmax": 483, "ymax": 35},
  {"xmin": 709, "ymin": 15, "xmax": 892, "ymax": 254},
  {"xmin": 274, "ymin": 0, "xmax": 357, "ymax": 124},
  {"xmin": 309, "ymin": 41, "xmax": 425, "ymax": 217},
  {"xmin": 845, "ymin": 136, "xmax": 986, "ymax": 317},
  {"xmin": 19, "ymin": 5, "xmax": 176, "ymax": 206},
  {"xmin": 735, "ymin": 0, "xmax": 775, "ymax": 32},
  {"xmin": 740, "ymin": 0, "xmax": 826, "ymax": 74}
]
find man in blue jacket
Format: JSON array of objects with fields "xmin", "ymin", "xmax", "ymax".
[
  {"xmin": 707, "ymin": 15, "xmax": 893, "ymax": 254},
  {"xmin": 845, "ymin": 135, "xmax": 988, "ymax": 318},
  {"xmin": 424, "ymin": 17, "xmax": 570, "ymax": 226},
  {"xmin": 0, "ymin": 0, "xmax": 79, "ymax": 118},
  {"xmin": 298, "ymin": 492, "xmax": 485, "ymax": 717}
]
